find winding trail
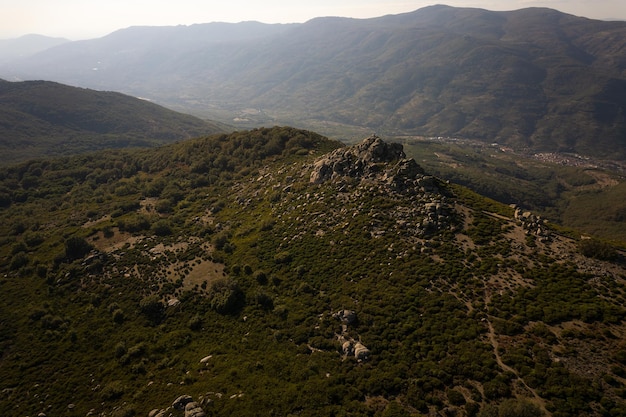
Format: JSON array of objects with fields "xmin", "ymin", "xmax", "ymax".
[{"xmin": 485, "ymin": 318, "xmax": 549, "ymax": 415}]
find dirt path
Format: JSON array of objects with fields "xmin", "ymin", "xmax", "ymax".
[{"xmin": 485, "ymin": 318, "xmax": 549, "ymax": 414}]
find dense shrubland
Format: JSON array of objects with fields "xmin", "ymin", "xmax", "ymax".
[{"xmin": 1, "ymin": 127, "xmax": 625, "ymax": 416}]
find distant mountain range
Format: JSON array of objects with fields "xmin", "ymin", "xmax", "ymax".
[
  {"xmin": 1, "ymin": 5, "xmax": 626, "ymax": 157},
  {"xmin": 0, "ymin": 34, "xmax": 70, "ymax": 64},
  {"xmin": 0, "ymin": 79, "xmax": 224, "ymax": 164}
]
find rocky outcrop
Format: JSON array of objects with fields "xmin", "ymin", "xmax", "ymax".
[
  {"xmin": 305, "ymin": 136, "xmax": 453, "ymax": 239},
  {"xmin": 310, "ymin": 135, "xmax": 413, "ymax": 184},
  {"xmin": 513, "ymin": 206, "xmax": 551, "ymax": 242}
]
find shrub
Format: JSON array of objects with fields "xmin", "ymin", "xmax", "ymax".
[
  {"xmin": 578, "ymin": 239, "xmax": 617, "ymax": 261},
  {"xmin": 9, "ymin": 252, "xmax": 29, "ymax": 270},
  {"xmin": 64, "ymin": 236, "xmax": 93, "ymax": 260},
  {"xmin": 208, "ymin": 278, "xmax": 244, "ymax": 314},
  {"xmin": 117, "ymin": 214, "xmax": 151, "ymax": 233},
  {"xmin": 254, "ymin": 270, "xmax": 268, "ymax": 285},
  {"xmin": 139, "ymin": 295, "xmax": 164, "ymax": 324},
  {"xmin": 188, "ymin": 314, "xmax": 203, "ymax": 331},
  {"xmin": 252, "ymin": 291, "xmax": 274, "ymax": 310},
  {"xmin": 112, "ymin": 309, "xmax": 125, "ymax": 324},
  {"xmin": 497, "ymin": 398, "xmax": 544, "ymax": 417},
  {"xmin": 447, "ymin": 388, "xmax": 466, "ymax": 406},
  {"xmin": 151, "ymin": 220, "xmax": 172, "ymax": 236},
  {"xmin": 101, "ymin": 380, "xmax": 125, "ymax": 401}
]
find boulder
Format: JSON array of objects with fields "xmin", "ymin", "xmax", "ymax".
[
  {"xmin": 185, "ymin": 401, "xmax": 206, "ymax": 417},
  {"xmin": 173, "ymin": 394, "xmax": 193, "ymax": 410},
  {"xmin": 354, "ymin": 342, "xmax": 370, "ymax": 360},
  {"xmin": 342, "ymin": 341, "xmax": 354, "ymax": 356},
  {"xmin": 334, "ymin": 309, "xmax": 357, "ymax": 324}
]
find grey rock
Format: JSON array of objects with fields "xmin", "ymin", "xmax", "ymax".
[
  {"xmin": 173, "ymin": 394, "xmax": 193, "ymax": 410},
  {"xmin": 334, "ymin": 309, "xmax": 357, "ymax": 324},
  {"xmin": 185, "ymin": 401, "xmax": 206, "ymax": 417},
  {"xmin": 354, "ymin": 342, "xmax": 370, "ymax": 360},
  {"xmin": 310, "ymin": 135, "xmax": 410, "ymax": 184}
]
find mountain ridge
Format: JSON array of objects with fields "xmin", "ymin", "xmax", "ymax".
[
  {"xmin": 2, "ymin": 6, "xmax": 624, "ymax": 157},
  {"xmin": 0, "ymin": 79, "xmax": 225, "ymax": 164}
]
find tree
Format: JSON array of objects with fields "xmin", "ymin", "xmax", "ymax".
[
  {"xmin": 139, "ymin": 295, "xmax": 164, "ymax": 324},
  {"xmin": 64, "ymin": 236, "xmax": 93, "ymax": 261}
]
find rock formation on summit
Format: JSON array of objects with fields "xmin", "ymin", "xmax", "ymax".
[{"xmin": 310, "ymin": 135, "xmax": 423, "ymax": 184}]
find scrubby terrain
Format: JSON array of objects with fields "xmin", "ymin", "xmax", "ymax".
[{"xmin": 1, "ymin": 127, "xmax": 625, "ymax": 416}]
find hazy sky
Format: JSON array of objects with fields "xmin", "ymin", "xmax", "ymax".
[{"xmin": 1, "ymin": 0, "xmax": 624, "ymax": 40}]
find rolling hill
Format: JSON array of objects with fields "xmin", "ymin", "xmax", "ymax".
[
  {"xmin": 1, "ymin": 6, "xmax": 626, "ymax": 157},
  {"xmin": 0, "ymin": 79, "xmax": 225, "ymax": 164},
  {"xmin": 1, "ymin": 127, "xmax": 625, "ymax": 416}
]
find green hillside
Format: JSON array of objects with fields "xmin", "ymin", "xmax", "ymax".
[
  {"xmin": 0, "ymin": 79, "xmax": 225, "ymax": 164},
  {"xmin": 1, "ymin": 127, "xmax": 625, "ymax": 416}
]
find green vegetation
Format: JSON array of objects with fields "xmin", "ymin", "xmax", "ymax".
[
  {"xmin": 0, "ymin": 79, "xmax": 225, "ymax": 165},
  {"xmin": 403, "ymin": 138, "xmax": 626, "ymax": 242},
  {"xmin": 0, "ymin": 127, "xmax": 625, "ymax": 416}
]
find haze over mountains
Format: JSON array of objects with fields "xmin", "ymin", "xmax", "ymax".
[
  {"xmin": 0, "ymin": 79, "xmax": 224, "ymax": 164},
  {"xmin": 0, "ymin": 34, "xmax": 69, "ymax": 64},
  {"xmin": 2, "ymin": 5, "xmax": 626, "ymax": 157}
]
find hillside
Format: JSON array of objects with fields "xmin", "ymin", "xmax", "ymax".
[
  {"xmin": 1, "ymin": 6, "xmax": 626, "ymax": 157},
  {"xmin": 0, "ymin": 79, "xmax": 225, "ymax": 164},
  {"xmin": 1, "ymin": 127, "xmax": 626, "ymax": 417},
  {"xmin": 399, "ymin": 136, "xmax": 626, "ymax": 243}
]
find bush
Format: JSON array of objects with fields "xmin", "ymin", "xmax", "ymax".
[
  {"xmin": 112, "ymin": 309, "xmax": 125, "ymax": 324},
  {"xmin": 9, "ymin": 252, "xmax": 29, "ymax": 270},
  {"xmin": 208, "ymin": 278, "xmax": 244, "ymax": 314},
  {"xmin": 139, "ymin": 295, "xmax": 164, "ymax": 324},
  {"xmin": 447, "ymin": 388, "xmax": 466, "ymax": 406},
  {"xmin": 100, "ymin": 380, "xmax": 125, "ymax": 401},
  {"xmin": 497, "ymin": 398, "xmax": 544, "ymax": 417},
  {"xmin": 64, "ymin": 236, "xmax": 93, "ymax": 260},
  {"xmin": 151, "ymin": 220, "xmax": 172, "ymax": 236},
  {"xmin": 188, "ymin": 314, "xmax": 203, "ymax": 331},
  {"xmin": 578, "ymin": 239, "xmax": 617, "ymax": 261},
  {"xmin": 254, "ymin": 270, "xmax": 268, "ymax": 285}
]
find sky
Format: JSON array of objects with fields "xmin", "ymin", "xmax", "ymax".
[{"xmin": 1, "ymin": 0, "xmax": 625, "ymax": 40}]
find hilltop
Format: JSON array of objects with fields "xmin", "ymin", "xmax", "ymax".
[
  {"xmin": 1, "ymin": 127, "xmax": 625, "ymax": 416},
  {"xmin": 2, "ymin": 6, "xmax": 626, "ymax": 157},
  {"xmin": 0, "ymin": 79, "xmax": 224, "ymax": 164}
]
